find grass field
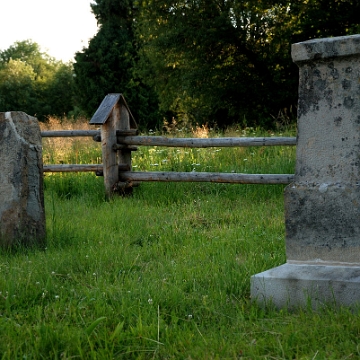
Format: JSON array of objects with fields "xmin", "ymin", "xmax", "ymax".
[{"xmin": 0, "ymin": 119, "xmax": 359, "ymax": 359}]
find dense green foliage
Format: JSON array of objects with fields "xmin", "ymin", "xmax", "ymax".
[
  {"xmin": 73, "ymin": 0, "xmax": 162, "ymax": 130},
  {"xmin": 0, "ymin": 40, "xmax": 74, "ymax": 120},
  {"xmin": 1, "ymin": 1, "xmax": 360, "ymax": 127},
  {"xmin": 74, "ymin": 0, "xmax": 360, "ymax": 129},
  {"xmin": 136, "ymin": 0, "xmax": 360, "ymax": 128}
]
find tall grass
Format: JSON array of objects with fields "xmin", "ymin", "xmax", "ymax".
[{"xmin": 0, "ymin": 119, "xmax": 359, "ymax": 359}]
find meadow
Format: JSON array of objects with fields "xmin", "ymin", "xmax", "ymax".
[{"xmin": 0, "ymin": 119, "xmax": 359, "ymax": 359}]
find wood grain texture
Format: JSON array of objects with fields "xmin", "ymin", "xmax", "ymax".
[
  {"xmin": 119, "ymin": 171, "xmax": 294, "ymax": 184},
  {"xmin": 117, "ymin": 136, "xmax": 296, "ymax": 148}
]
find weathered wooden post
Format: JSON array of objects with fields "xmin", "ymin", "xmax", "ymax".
[
  {"xmin": 0, "ymin": 112, "xmax": 45, "ymax": 248},
  {"xmin": 90, "ymin": 94, "xmax": 137, "ymax": 198},
  {"xmin": 251, "ymin": 34, "xmax": 360, "ymax": 309}
]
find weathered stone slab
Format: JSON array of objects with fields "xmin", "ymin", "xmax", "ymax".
[
  {"xmin": 0, "ymin": 111, "xmax": 45, "ymax": 248},
  {"xmin": 285, "ymin": 184, "xmax": 360, "ymax": 264},
  {"xmin": 286, "ymin": 35, "xmax": 360, "ymax": 264},
  {"xmin": 251, "ymin": 263, "xmax": 360, "ymax": 310},
  {"xmin": 291, "ymin": 34, "xmax": 360, "ymax": 63}
]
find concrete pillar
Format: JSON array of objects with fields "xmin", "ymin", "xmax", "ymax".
[
  {"xmin": 0, "ymin": 112, "xmax": 46, "ymax": 248},
  {"xmin": 251, "ymin": 34, "xmax": 360, "ymax": 309}
]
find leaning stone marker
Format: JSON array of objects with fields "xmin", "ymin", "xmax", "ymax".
[
  {"xmin": 0, "ymin": 112, "xmax": 45, "ymax": 248},
  {"xmin": 251, "ymin": 34, "xmax": 360, "ymax": 309}
]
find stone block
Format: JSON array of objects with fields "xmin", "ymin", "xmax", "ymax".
[
  {"xmin": 285, "ymin": 183, "xmax": 360, "ymax": 264},
  {"xmin": 251, "ymin": 263, "xmax": 360, "ymax": 310},
  {"xmin": 294, "ymin": 49, "xmax": 360, "ymax": 185},
  {"xmin": 0, "ymin": 111, "xmax": 45, "ymax": 248},
  {"xmin": 251, "ymin": 34, "xmax": 360, "ymax": 309}
]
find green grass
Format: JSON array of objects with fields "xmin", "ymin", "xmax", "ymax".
[{"xmin": 0, "ymin": 127, "xmax": 359, "ymax": 359}]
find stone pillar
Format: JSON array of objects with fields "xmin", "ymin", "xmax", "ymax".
[
  {"xmin": 0, "ymin": 112, "xmax": 45, "ymax": 248},
  {"xmin": 251, "ymin": 34, "xmax": 360, "ymax": 309}
]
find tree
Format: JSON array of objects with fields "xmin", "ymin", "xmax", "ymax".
[
  {"xmin": 0, "ymin": 40, "xmax": 75, "ymax": 120},
  {"xmin": 135, "ymin": 1, "xmax": 289, "ymax": 127},
  {"xmin": 73, "ymin": 0, "xmax": 161, "ymax": 130},
  {"xmin": 46, "ymin": 63, "xmax": 76, "ymax": 117},
  {"xmin": 290, "ymin": 0, "xmax": 360, "ymax": 43},
  {"xmin": 136, "ymin": 0, "xmax": 360, "ymax": 128},
  {"xmin": 0, "ymin": 59, "xmax": 37, "ymax": 114},
  {"xmin": 0, "ymin": 40, "xmax": 54, "ymax": 80}
]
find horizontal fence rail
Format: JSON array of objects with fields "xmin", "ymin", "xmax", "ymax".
[
  {"xmin": 42, "ymin": 164, "xmax": 130, "ymax": 173},
  {"xmin": 117, "ymin": 136, "xmax": 297, "ymax": 148},
  {"xmin": 119, "ymin": 171, "xmax": 294, "ymax": 185},
  {"xmin": 41, "ymin": 130, "xmax": 296, "ymax": 148},
  {"xmin": 41, "ymin": 130, "xmax": 100, "ymax": 137},
  {"xmin": 43, "ymin": 164, "xmax": 103, "ymax": 173}
]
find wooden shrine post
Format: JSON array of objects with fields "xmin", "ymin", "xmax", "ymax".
[{"xmin": 90, "ymin": 94, "xmax": 137, "ymax": 198}]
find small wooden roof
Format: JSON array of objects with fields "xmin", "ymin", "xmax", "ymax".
[{"xmin": 89, "ymin": 93, "xmax": 137, "ymax": 129}]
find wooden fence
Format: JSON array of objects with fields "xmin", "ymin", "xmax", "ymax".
[{"xmin": 41, "ymin": 94, "xmax": 296, "ymax": 197}]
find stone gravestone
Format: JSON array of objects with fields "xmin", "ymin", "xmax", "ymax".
[
  {"xmin": 251, "ymin": 34, "xmax": 360, "ymax": 309},
  {"xmin": 0, "ymin": 112, "xmax": 45, "ymax": 248}
]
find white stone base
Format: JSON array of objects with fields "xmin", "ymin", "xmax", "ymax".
[{"xmin": 251, "ymin": 263, "xmax": 360, "ymax": 310}]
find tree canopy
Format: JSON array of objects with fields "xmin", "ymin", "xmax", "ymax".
[
  {"xmin": 0, "ymin": 40, "xmax": 74, "ymax": 120},
  {"xmin": 135, "ymin": 0, "xmax": 360, "ymax": 128},
  {"xmin": 2, "ymin": 1, "xmax": 360, "ymax": 127},
  {"xmin": 73, "ymin": 0, "xmax": 161, "ymax": 130}
]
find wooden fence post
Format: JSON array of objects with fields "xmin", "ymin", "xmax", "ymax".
[
  {"xmin": 114, "ymin": 99, "xmax": 135, "ymax": 195},
  {"xmin": 89, "ymin": 94, "xmax": 137, "ymax": 198},
  {"xmin": 102, "ymin": 102, "xmax": 121, "ymax": 197}
]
